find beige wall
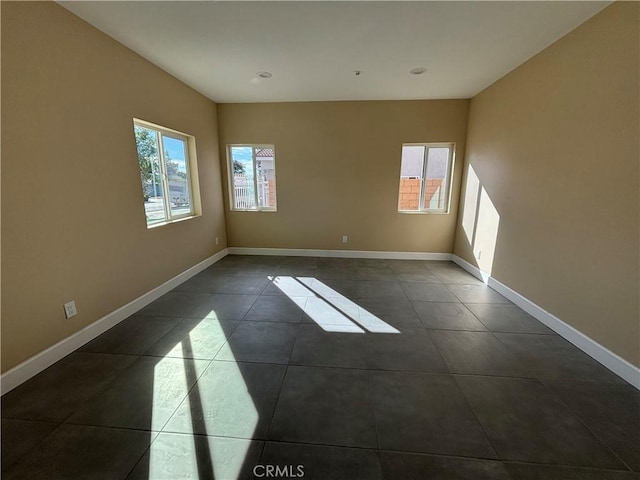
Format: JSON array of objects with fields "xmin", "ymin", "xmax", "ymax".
[
  {"xmin": 1, "ymin": 2, "xmax": 226, "ymax": 372},
  {"xmin": 218, "ymin": 100, "xmax": 469, "ymax": 252},
  {"xmin": 454, "ymin": 2, "xmax": 639, "ymax": 366}
]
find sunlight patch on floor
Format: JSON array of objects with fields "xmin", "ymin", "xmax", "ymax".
[
  {"xmin": 268, "ymin": 276, "xmax": 399, "ymax": 334},
  {"xmin": 148, "ymin": 321, "xmax": 257, "ymax": 479}
]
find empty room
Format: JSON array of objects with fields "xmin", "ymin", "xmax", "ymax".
[{"xmin": 1, "ymin": 1, "xmax": 638, "ymax": 479}]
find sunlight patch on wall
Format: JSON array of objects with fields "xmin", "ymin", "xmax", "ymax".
[
  {"xmin": 459, "ymin": 164, "xmax": 500, "ymax": 276},
  {"xmin": 474, "ymin": 188, "xmax": 500, "ymax": 275},
  {"xmin": 462, "ymin": 164, "xmax": 481, "ymax": 244}
]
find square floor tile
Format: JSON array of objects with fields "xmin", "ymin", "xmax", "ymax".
[
  {"xmin": 234, "ymin": 264, "xmax": 280, "ymax": 276},
  {"xmin": 380, "ymin": 451, "xmax": 510, "ymax": 480},
  {"xmin": 354, "ymin": 258, "xmax": 388, "ymax": 268},
  {"xmin": 2, "ymin": 424, "xmax": 151, "ymax": 480},
  {"xmin": 316, "ymin": 265, "xmax": 358, "ymax": 279},
  {"xmin": 401, "ymin": 282, "xmax": 459, "ymax": 302},
  {"xmin": 1, "ymin": 352, "xmax": 136, "ymax": 422},
  {"xmin": 201, "ymin": 275, "xmax": 269, "ymax": 295},
  {"xmin": 294, "ymin": 277, "xmax": 351, "ymax": 299},
  {"xmin": 67, "ymin": 356, "xmax": 209, "ymax": 431},
  {"xmin": 543, "ymin": 378, "xmax": 640, "ymax": 471},
  {"xmin": 446, "ymin": 284, "xmax": 510, "ymax": 304},
  {"xmin": 1, "ymin": 419, "xmax": 57, "ymax": 472},
  {"xmin": 138, "ymin": 292, "xmax": 211, "ymax": 317},
  {"xmin": 269, "ymin": 366, "xmax": 377, "ymax": 448},
  {"xmin": 300, "ymin": 296, "xmax": 369, "ymax": 333},
  {"xmin": 412, "ymin": 302, "xmax": 487, "ymax": 331},
  {"xmin": 189, "ymin": 294, "xmax": 258, "ymax": 321},
  {"xmin": 128, "ymin": 433, "xmax": 262, "ymax": 480},
  {"xmin": 144, "ymin": 318, "xmax": 238, "ymax": 360},
  {"xmin": 429, "ymin": 330, "xmax": 533, "ymax": 377},
  {"xmin": 495, "ymin": 333, "xmax": 625, "ymax": 383},
  {"xmin": 504, "ymin": 462, "xmax": 639, "ymax": 479},
  {"xmin": 356, "ymin": 280, "xmax": 406, "ymax": 299},
  {"xmin": 80, "ymin": 315, "xmax": 180, "ymax": 355},
  {"xmin": 466, "ymin": 304, "xmax": 554, "ymax": 334},
  {"xmin": 317, "ymin": 257, "xmax": 356, "ymax": 268},
  {"xmin": 279, "ymin": 256, "xmax": 319, "ymax": 267},
  {"xmin": 355, "ymin": 266, "xmax": 397, "ymax": 281},
  {"xmin": 371, "ymin": 372, "xmax": 496, "ymax": 458},
  {"xmin": 214, "ymin": 255, "xmax": 253, "ymax": 267},
  {"xmin": 455, "ymin": 375, "xmax": 624, "ymax": 468},
  {"xmin": 215, "ymin": 321, "xmax": 298, "ymax": 364},
  {"xmin": 173, "ymin": 270, "xmax": 234, "ymax": 293},
  {"xmin": 365, "ymin": 329, "xmax": 448, "ymax": 373},
  {"xmin": 290, "ymin": 324, "xmax": 367, "ymax": 368},
  {"xmin": 163, "ymin": 361, "xmax": 286, "ymax": 439},
  {"xmin": 305, "ymin": 277, "xmax": 359, "ymax": 299},
  {"xmin": 261, "ymin": 276, "xmax": 321, "ymax": 297},
  {"xmin": 260, "ymin": 442, "xmax": 383, "ymax": 480},
  {"xmin": 245, "ymin": 295, "xmax": 306, "ymax": 322},
  {"xmin": 385, "ymin": 259, "xmax": 431, "ymax": 273},
  {"xmin": 356, "ymin": 298, "xmax": 423, "ymax": 328},
  {"xmin": 277, "ymin": 266, "xmax": 319, "ymax": 276},
  {"xmin": 426, "ymin": 263, "xmax": 483, "ymax": 284},
  {"xmin": 396, "ymin": 271, "xmax": 441, "ymax": 283},
  {"xmin": 175, "ymin": 274, "xmax": 268, "ymax": 295}
]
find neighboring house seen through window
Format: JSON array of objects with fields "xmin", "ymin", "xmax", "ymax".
[
  {"xmin": 398, "ymin": 143, "xmax": 454, "ymax": 213},
  {"xmin": 228, "ymin": 145, "xmax": 277, "ymax": 211},
  {"xmin": 133, "ymin": 119, "xmax": 198, "ymax": 227}
]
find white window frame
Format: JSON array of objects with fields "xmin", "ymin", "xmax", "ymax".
[
  {"xmin": 133, "ymin": 118, "xmax": 200, "ymax": 228},
  {"xmin": 398, "ymin": 142, "xmax": 455, "ymax": 214},
  {"xmin": 227, "ymin": 144, "xmax": 277, "ymax": 212}
]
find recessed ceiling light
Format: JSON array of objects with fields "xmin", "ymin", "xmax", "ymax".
[
  {"xmin": 257, "ymin": 71, "xmax": 272, "ymax": 79},
  {"xmin": 410, "ymin": 67, "xmax": 427, "ymax": 75}
]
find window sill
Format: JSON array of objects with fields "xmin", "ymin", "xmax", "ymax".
[
  {"xmin": 397, "ymin": 210, "xmax": 450, "ymax": 215},
  {"xmin": 230, "ymin": 209, "xmax": 278, "ymax": 213},
  {"xmin": 147, "ymin": 213, "xmax": 200, "ymax": 229}
]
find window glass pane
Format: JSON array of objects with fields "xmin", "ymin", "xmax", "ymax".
[
  {"xmin": 255, "ymin": 147, "xmax": 276, "ymax": 208},
  {"xmin": 424, "ymin": 147, "xmax": 450, "ymax": 210},
  {"xmin": 134, "ymin": 125, "xmax": 167, "ymax": 226},
  {"xmin": 398, "ymin": 145, "xmax": 424, "ymax": 211},
  {"xmin": 230, "ymin": 146, "xmax": 256, "ymax": 209},
  {"xmin": 163, "ymin": 135, "xmax": 191, "ymax": 217}
]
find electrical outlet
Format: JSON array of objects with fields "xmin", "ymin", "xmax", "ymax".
[
  {"xmin": 342, "ymin": 235, "xmax": 348, "ymax": 244},
  {"xmin": 215, "ymin": 236, "xmax": 219, "ymax": 246},
  {"xmin": 64, "ymin": 301, "xmax": 77, "ymax": 319}
]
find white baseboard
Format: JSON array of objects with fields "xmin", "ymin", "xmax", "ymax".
[
  {"xmin": 1, "ymin": 248, "xmax": 229, "ymax": 395},
  {"xmin": 227, "ymin": 247, "xmax": 453, "ymax": 261},
  {"xmin": 452, "ymin": 255, "xmax": 640, "ymax": 390},
  {"xmin": 8, "ymin": 246, "xmax": 636, "ymax": 393}
]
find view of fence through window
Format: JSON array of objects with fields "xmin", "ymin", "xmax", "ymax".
[
  {"xmin": 229, "ymin": 145, "xmax": 277, "ymax": 211},
  {"xmin": 398, "ymin": 144, "xmax": 453, "ymax": 213},
  {"xmin": 134, "ymin": 121, "xmax": 193, "ymax": 227}
]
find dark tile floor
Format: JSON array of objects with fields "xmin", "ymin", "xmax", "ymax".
[{"xmin": 2, "ymin": 255, "xmax": 639, "ymax": 479}]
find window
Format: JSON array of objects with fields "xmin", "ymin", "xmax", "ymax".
[
  {"xmin": 227, "ymin": 145, "xmax": 277, "ymax": 211},
  {"xmin": 133, "ymin": 119, "xmax": 199, "ymax": 227},
  {"xmin": 398, "ymin": 143, "xmax": 454, "ymax": 213}
]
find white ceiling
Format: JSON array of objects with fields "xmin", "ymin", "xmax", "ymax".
[{"xmin": 59, "ymin": 1, "xmax": 609, "ymax": 103}]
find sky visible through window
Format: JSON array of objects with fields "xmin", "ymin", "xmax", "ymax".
[
  {"xmin": 163, "ymin": 136, "xmax": 186, "ymax": 165},
  {"xmin": 231, "ymin": 146, "xmax": 253, "ymax": 165}
]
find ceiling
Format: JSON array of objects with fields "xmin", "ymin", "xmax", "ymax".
[{"xmin": 59, "ymin": 1, "xmax": 609, "ymax": 103}]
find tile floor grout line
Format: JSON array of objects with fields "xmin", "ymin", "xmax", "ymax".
[
  {"xmin": 535, "ymin": 376, "xmax": 636, "ymax": 473},
  {"xmin": 449, "ymin": 374, "xmax": 502, "ymax": 462}
]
